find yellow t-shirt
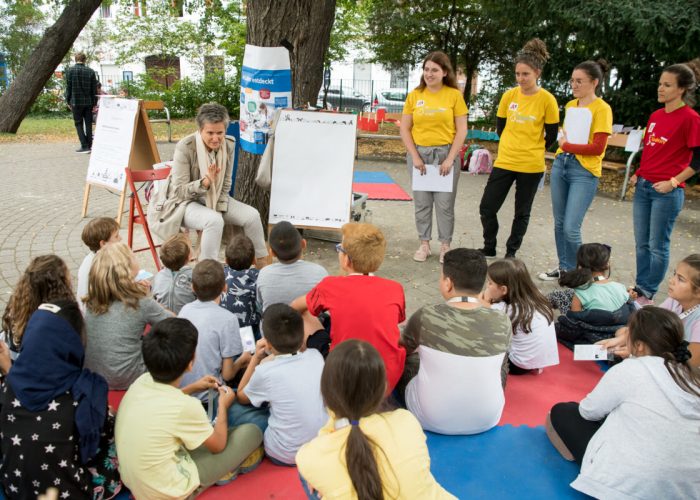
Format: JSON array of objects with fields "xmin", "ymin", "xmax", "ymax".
[
  {"xmin": 296, "ymin": 409, "xmax": 456, "ymax": 500},
  {"xmin": 495, "ymin": 87, "xmax": 559, "ymax": 173},
  {"xmin": 115, "ymin": 373, "xmax": 214, "ymax": 500},
  {"xmin": 555, "ymin": 98, "xmax": 613, "ymax": 177},
  {"xmin": 403, "ymin": 86, "xmax": 468, "ymax": 147}
]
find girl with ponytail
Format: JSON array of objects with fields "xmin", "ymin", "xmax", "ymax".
[
  {"xmin": 546, "ymin": 307, "xmax": 700, "ymax": 498},
  {"xmin": 539, "ymin": 59, "xmax": 613, "ymax": 281},
  {"xmin": 296, "ymin": 340, "xmax": 455, "ymax": 499}
]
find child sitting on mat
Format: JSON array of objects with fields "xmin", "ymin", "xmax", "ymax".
[
  {"xmin": 84, "ymin": 243, "xmax": 172, "ymax": 390},
  {"xmin": 236, "ymin": 304, "xmax": 327, "ymax": 466},
  {"xmin": 398, "ymin": 248, "xmax": 512, "ymax": 435},
  {"xmin": 297, "ymin": 340, "xmax": 456, "ymax": 499},
  {"xmin": 291, "ymin": 223, "xmax": 406, "ymax": 394},
  {"xmin": 77, "ymin": 217, "xmax": 121, "ymax": 311},
  {"xmin": 152, "ymin": 232, "xmax": 195, "ymax": 315},
  {"xmin": 546, "ymin": 307, "xmax": 700, "ymax": 499},
  {"xmin": 221, "ymin": 234, "xmax": 262, "ymax": 338},
  {"xmin": 115, "ymin": 317, "xmax": 263, "ymax": 497},
  {"xmin": 483, "ymin": 258, "xmax": 559, "ymax": 374}
]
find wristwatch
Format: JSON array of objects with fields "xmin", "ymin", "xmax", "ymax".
[{"xmin": 670, "ymin": 177, "xmax": 679, "ymax": 189}]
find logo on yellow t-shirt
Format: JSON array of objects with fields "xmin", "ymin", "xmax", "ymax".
[
  {"xmin": 509, "ymin": 102, "xmax": 518, "ymax": 111},
  {"xmin": 416, "ymin": 100, "xmax": 425, "ymax": 107}
]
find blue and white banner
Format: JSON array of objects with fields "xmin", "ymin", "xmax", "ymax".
[{"xmin": 239, "ymin": 45, "xmax": 292, "ymax": 155}]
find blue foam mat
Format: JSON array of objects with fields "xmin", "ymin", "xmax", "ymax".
[
  {"xmin": 353, "ymin": 171, "xmax": 395, "ymax": 184},
  {"xmin": 427, "ymin": 425, "xmax": 589, "ymax": 499}
]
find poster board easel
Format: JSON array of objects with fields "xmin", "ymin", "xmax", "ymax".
[{"xmin": 82, "ymin": 99, "xmax": 161, "ymax": 225}]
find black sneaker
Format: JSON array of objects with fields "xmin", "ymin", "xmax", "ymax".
[
  {"xmin": 478, "ymin": 248, "xmax": 497, "ymax": 259},
  {"xmin": 538, "ymin": 268, "xmax": 560, "ymax": 281},
  {"xmin": 75, "ymin": 147, "xmax": 91, "ymax": 154}
]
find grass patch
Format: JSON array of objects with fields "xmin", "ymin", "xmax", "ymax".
[{"xmin": 0, "ymin": 115, "xmax": 198, "ymax": 143}]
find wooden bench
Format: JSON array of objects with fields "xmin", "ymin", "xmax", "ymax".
[
  {"xmin": 143, "ymin": 100, "xmax": 172, "ymax": 143},
  {"xmin": 545, "ymin": 132, "xmax": 642, "ymax": 201}
]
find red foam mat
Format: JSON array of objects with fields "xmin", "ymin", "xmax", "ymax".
[
  {"xmin": 352, "ymin": 182, "xmax": 412, "ymax": 201},
  {"xmin": 198, "ymin": 460, "xmax": 306, "ymax": 499},
  {"xmin": 499, "ymin": 343, "xmax": 604, "ymax": 427}
]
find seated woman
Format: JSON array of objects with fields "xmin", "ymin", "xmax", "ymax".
[
  {"xmin": 148, "ymin": 102, "xmax": 269, "ymax": 266},
  {"xmin": 0, "ymin": 300, "xmax": 121, "ymax": 499},
  {"xmin": 546, "ymin": 307, "xmax": 700, "ymax": 499}
]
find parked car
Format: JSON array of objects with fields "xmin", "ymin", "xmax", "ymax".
[
  {"xmin": 317, "ymin": 86, "xmax": 371, "ymax": 112},
  {"xmin": 372, "ymin": 88, "xmax": 408, "ymax": 113}
]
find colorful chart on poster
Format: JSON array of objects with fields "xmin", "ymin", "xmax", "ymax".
[{"xmin": 239, "ymin": 45, "xmax": 292, "ymax": 155}]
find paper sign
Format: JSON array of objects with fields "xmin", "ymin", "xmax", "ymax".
[
  {"xmin": 612, "ymin": 124, "xmax": 624, "ymax": 133},
  {"xmin": 86, "ymin": 97, "xmax": 139, "ymax": 191},
  {"xmin": 563, "ymin": 107, "xmax": 593, "ymax": 145},
  {"xmin": 412, "ymin": 164, "xmax": 454, "ymax": 192},
  {"xmin": 240, "ymin": 326, "xmax": 256, "ymax": 354},
  {"xmin": 574, "ymin": 344, "xmax": 609, "ymax": 361},
  {"xmin": 239, "ymin": 45, "xmax": 292, "ymax": 155},
  {"xmin": 625, "ymin": 129, "xmax": 644, "ymax": 153}
]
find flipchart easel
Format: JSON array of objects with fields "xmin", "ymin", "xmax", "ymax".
[
  {"xmin": 267, "ymin": 109, "xmax": 357, "ymax": 237},
  {"xmin": 81, "ymin": 98, "xmax": 161, "ymax": 225}
]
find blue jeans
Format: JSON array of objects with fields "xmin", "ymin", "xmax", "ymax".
[
  {"xmin": 299, "ymin": 474, "xmax": 322, "ymax": 499},
  {"xmin": 550, "ymin": 154, "xmax": 599, "ymax": 271},
  {"xmin": 633, "ymin": 177, "xmax": 684, "ymax": 298},
  {"xmin": 210, "ymin": 395, "xmax": 270, "ymax": 433}
]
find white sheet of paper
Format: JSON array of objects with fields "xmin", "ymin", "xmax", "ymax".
[
  {"xmin": 573, "ymin": 344, "xmax": 609, "ymax": 361},
  {"xmin": 563, "ymin": 107, "xmax": 593, "ymax": 145},
  {"xmin": 239, "ymin": 326, "xmax": 256, "ymax": 354},
  {"xmin": 412, "ymin": 164, "xmax": 454, "ymax": 193},
  {"xmin": 612, "ymin": 124, "xmax": 624, "ymax": 133},
  {"xmin": 625, "ymin": 129, "xmax": 644, "ymax": 152}
]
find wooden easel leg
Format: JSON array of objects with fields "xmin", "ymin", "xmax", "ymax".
[
  {"xmin": 116, "ymin": 189, "xmax": 127, "ymax": 226},
  {"xmin": 81, "ymin": 184, "xmax": 91, "ymax": 218}
]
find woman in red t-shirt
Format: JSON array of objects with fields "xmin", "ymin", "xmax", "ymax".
[{"xmin": 631, "ymin": 62, "xmax": 700, "ymax": 305}]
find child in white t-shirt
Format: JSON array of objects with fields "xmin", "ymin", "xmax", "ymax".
[
  {"xmin": 484, "ymin": 258, "xmax": 559, "ymax": 374},
  {"xmin": 237, "ymin": 304, "xmax": 327, "ymax": 465}
]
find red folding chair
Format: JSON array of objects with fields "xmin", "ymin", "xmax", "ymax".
[{"xmin": 125, "ymin": 166, "xmax": 172, "ymax": 270}]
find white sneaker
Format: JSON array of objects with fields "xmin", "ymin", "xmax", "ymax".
[
  {"xmin": 538, "ymin": 268, "xmax": 560, "ymax": 281},
  {"xmin": 413, "ymin": 242, "xmax": 431, "ymax": 262}
]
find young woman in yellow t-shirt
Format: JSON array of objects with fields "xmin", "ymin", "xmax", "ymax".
[
  {"xmin": 478, "ymin": 39, "xmax": 560, "ymax": 259},
  {"xmin": 400, "ymin": 51, "xmax": 468, "ymax": 264},
  {"xmin": 296, "ymin": 340, "xmax": 455, "ymax": 499},
  {"xmin": 539, "ymin": 60, "xmax": 613, "ymax": 280}
]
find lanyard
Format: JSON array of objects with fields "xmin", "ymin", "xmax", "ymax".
[
  {"xmin": 446, "ymin": 296, "xmax": 480, "ymax": 304},
  {"xmin": 680, "ymin": 303, "xmax": 700, "ymax": 320}
]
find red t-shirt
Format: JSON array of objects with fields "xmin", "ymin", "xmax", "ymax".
[
  {"xmin": 636, "ymin": 105, "xmax": 700, "ymax": 185},
  {"xmin": 306, "ymin": 275, "xmax": 406, "ymax": 393}
]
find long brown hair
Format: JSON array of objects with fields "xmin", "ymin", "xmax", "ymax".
[
  {"xmin": 2, "ymin": 255, "xmax": 74, "ymax": 346},
  {"xmin": 628, "ymin": 307, "xmax": 700, "ymax": 396},
  {"xmin": 321, "ymin": 340, "xmax": 395, "ymax": 500},
  {"xmin": 416, "ymin": 51, "xmax": 459, "ymax": 91},
  {"xmin": 84, "ymin": 242, "xmax": 146, "ymax": 315},
  {"xmin": 487, "ymin": 259, "xmax": 554, "ymax": 334}
]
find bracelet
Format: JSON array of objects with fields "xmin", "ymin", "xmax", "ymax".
[{"xmin": 670, "ymin": 177, "xmax": 679, "ymax": 188}]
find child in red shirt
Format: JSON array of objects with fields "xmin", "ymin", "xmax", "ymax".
[{"xmin": 292, "ymin": 223, "xmax": 406, "ymax": 393}]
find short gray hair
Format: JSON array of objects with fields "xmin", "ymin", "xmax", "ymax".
[{"xmin": 196, "ymin": 103, "xmax": 230, "ymax": 130}]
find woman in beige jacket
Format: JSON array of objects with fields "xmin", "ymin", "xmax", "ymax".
[{"xmin": 148, "ymin": 103, "xmax": 268, "ymax": 265}]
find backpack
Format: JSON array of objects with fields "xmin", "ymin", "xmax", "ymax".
[
  {"xmin": 468, "ymin": 148, "xmax": 493, "ymax": 175},
  {"xmin": 460, "ymin": 144, "xmax": 482, "ymax": 171}
]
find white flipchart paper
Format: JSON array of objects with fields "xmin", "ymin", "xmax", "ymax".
[
  {"xmin": 412, "ymin": 164, "xmax": 454, "ymax": 193},
  {"xmin": 86, "ymin": 97, "xmax": 139, "ymax": 192},
  {"xmin": 269, "ymin": 110, "xmax": 356, "ymax": 229}
]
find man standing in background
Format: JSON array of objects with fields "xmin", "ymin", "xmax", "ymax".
[{"xmin": 65, "ymin": 52, "xmax": 97, "ymax": 154}]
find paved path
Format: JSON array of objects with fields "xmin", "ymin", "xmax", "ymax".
[{"xmin": 1, "ymin": 141, "xmax": 698, "ymax": 316}]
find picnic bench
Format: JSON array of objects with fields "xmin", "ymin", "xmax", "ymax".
[{"xmin": 143, "ymin": 100, "xmax": 172, "ymax": 143}]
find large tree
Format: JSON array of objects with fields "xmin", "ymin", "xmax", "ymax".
[
  {"xmin": 234, "ymin": 0, "xmax": 337, "ymax": 227},
  {"xmin": 0, "ymin": 0, "xmax": 103, "ymax": 133},
  {"xmin": 364, "ymin": 0, "xmax": 507, "ymax": 101}
]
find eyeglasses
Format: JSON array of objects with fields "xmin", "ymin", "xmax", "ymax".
[
  {"xmin": 569, "ymin": 78, "xmax": 592, "ymax": 86},
  {"xmin": 335, "ymin": 243, "xmax": 347, "ymax": 254}
]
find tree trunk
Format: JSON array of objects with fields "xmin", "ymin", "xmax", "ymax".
[
  {"xmin": 0, "ymin": 0, "xmax": 103, "ymax": 133},
  {"xmin": 235, "ymin": 0, "xmax": 336, "ymax": 229}
]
